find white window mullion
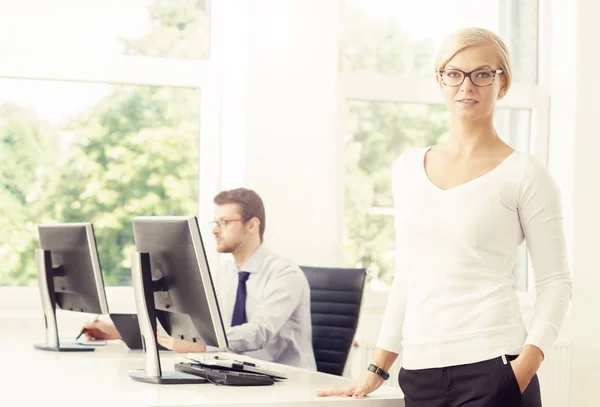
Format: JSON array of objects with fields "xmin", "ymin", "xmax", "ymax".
[
  {"xmin": 197, "ymin": 77, "xmax": 222, "ymax": 269},
  {"xmin": 500, "ymin": 84, "xmax": 549, "ymax": 111},
  {"xmin": 0, "ymin": 55, "xmax": 216, "ymax": 88},
  {"xmin": 339, "ymin": 73, "xmax": 441, "ymax": 104},
  {"xmin": 538, "ymin": 0, "xmax": 553, "ymax": 87},
  {"xmin": 530, "ymin": 95, "xmax": 551, "ymax": 165},
  {"xmin": 335, "ymin": 83, "xmax": 349, "ymax": 267}
]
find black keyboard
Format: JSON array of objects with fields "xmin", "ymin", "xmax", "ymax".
[{"xmin": 174, "ymin": 362, "xmax": 275, "ymax": 386}]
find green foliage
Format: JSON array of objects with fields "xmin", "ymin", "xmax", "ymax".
[
  {"xmin": 30, "ymin": 86, "xmax": 200, "ymax": 285},
  {"xmin": 122, "ymin": 0, "xmax": 210, "ymax": 59},
  {"xmin": 0, "ymin": 104, "xmax": 60, "ymax": 284},
  {"xmin": 340, "ymin": 2, "xmax": 434, "ymax": 76}
]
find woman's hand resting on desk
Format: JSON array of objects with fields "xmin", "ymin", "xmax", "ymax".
[
  {"xmin": 316, "ymin": 370, "xmax": 386, "ymax": 399},
  {"xmin": 156, "ymin": 331, "xmax": 207, "ymax": 353}
]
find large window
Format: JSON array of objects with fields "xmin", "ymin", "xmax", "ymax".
[
  {"xmin": 340, "ymin": 0, "xmax": 548, "ymax": 291},
  {"xmin": 0, "ymin": 0, "xmax": 213, "ymax": 286}
]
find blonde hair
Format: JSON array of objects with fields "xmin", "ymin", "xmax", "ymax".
[{"xmin": 434, "ymin": 27, "xmax": 512, "ymax": 97}]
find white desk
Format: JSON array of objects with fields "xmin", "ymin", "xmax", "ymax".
[{"xmin": 1, "ymin": 313, "xmax": 404, "ymax": 407}]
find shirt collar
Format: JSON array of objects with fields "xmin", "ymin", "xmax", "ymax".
[{"xmin": 234, "ymin": 244, "xmax": 269, "ymax": 274}]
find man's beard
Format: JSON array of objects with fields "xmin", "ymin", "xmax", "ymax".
[{"xmin": 216, "ymin": 239, "xmax": 241, "ymax": 254}]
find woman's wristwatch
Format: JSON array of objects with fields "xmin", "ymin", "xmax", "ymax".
[{"xmin": 367, "ymin": 363, "xmax": 390, "ymax": 380}]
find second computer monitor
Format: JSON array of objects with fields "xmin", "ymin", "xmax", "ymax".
[
  {"xmin": 35, "ymin": 223, "xmax": 109, "ymax": 351},
  {"xmin": 132, "ymin": 216, "xmax": 227, "ymax": 349}
]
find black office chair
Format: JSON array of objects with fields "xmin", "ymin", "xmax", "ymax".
[{"xmin": 300, "ymin": 266, "xmax": 367, "ymax": 376}]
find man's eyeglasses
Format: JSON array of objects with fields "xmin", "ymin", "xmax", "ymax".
[
  {"xmin": 210, "ymin": 218, "xmax": 246, "ymax": 229},
  {"xmin": 438, "ymin": 68, "xmax": 503, "ymax": 87}
]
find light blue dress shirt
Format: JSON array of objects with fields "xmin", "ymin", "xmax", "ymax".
[{"xmin": 214, "ymin": 244, "xmax": 317, "ymax": 370}]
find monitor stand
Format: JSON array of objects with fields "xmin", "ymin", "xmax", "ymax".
[
  {"xmin": 33, "ymin": 249, "xmax": 94, "ymax": 352},
  {"xmin": 128, "ymin": 251, "xmax": 205, "ymax": 384}
]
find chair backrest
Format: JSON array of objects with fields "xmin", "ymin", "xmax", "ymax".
[{"xmin": 299, "ymin": 265, "xmax": 367, "ymax": 376}]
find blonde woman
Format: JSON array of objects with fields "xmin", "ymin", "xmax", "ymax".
[{"xmin": 318, "ymin": 28, "xmax": 571, "ymax": 406}]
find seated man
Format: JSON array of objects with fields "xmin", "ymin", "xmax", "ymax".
[{"xmin": 82, "ymin": 188, "xmax": 317, "ymax": 370}]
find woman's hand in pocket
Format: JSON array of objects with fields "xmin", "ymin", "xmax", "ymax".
[
  {"xmin": 510, "ymin": 345, "xmax": 544, "ymax": 393},
  {"xmin": 509, "ymin": 359, "xmax": 533, "ymax": 393}
]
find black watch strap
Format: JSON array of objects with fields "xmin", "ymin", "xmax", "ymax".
[{"xmin": 367, "ymin": 363, "xmax": 390, "ymax": 380}]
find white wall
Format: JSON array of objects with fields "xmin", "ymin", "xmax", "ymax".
[
  {"xmin": 213, "ymin": 0, "xmax": 341, "ymax": 268},
  {"xmin": 548, "ymin": 0, "xmax": 600, "ymax": 405},
  {"xmin": 565, "ymin": 0, "xmax": 600, "ymax": 405}
]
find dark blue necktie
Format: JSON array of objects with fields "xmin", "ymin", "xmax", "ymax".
[{"xmin": 231, "ymin": 271, "xmax": 251, "ymax": 327}]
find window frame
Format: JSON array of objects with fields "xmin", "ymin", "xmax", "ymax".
[{"xmin": 0, "ymin": 11, "xmax": 222, "ymax": 289}]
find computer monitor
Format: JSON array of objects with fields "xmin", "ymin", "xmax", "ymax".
[
  {"xmin": 129, "ymin": 216, "xmax": 228, "ymax": 384},
  {"xmin": 35, "ymin": 223, "xmax": 109, "ymax": 352}
]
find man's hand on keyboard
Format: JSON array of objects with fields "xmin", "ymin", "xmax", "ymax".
[{"xmin": 157, "ymin": 330, "xmax": 207, "ymax": 353}]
